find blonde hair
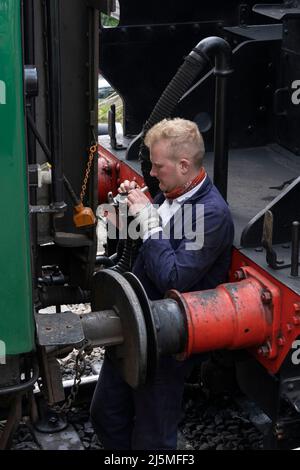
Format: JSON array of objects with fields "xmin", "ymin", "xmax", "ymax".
[{"xmin": 144, "ymin": 118, "xmax": 205, "ymax": 169}]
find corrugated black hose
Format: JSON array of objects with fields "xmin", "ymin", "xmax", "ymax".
[
  {"xmin": 127, "ymin": 36, "xmax": 232, "ymax": 198},
  {"xmin": 111, "ymin": 218, "xmax": 142, "ymax": 274}
]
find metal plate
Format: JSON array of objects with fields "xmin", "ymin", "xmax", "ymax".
[
  {"xmin": 91, "ymin": 269, "xmax": 148, "ymax": 388},
  {"xmin": 253, "ymin": 4, "xmax": 300, "ymax": 20},
  {"xmin": 224, "ymin": 24, "xmax": 282, "ymax": 41},
  {"xmin": 35, "ymin": 311, "xmax": 85, "ymax": 346},
  {"xmin": 241, "ymin": 176, "xmax": 300, "ymax": 247},
  {"xmin": 123, "ymin": 272, "xmax": 158, "ymax": 383}
]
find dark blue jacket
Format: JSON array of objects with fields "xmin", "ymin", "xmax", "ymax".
[{"xmin": 132, "ymin": 176, "xmax": 234, "ymax": 300}]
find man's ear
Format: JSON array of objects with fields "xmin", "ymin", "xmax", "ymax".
[{"xmin": 179, "ymin": 158, "xmax": 190, "ymax": 174}]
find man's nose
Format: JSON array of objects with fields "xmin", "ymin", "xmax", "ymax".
[{"xmin": 150, "ymin": 167, "xmax": 156, "ymax": 177}]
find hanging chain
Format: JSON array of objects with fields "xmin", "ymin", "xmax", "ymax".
[
  {"xmin": 57, "ymin": 341, "xmax": 91, "ymax": 413},
  {"xmin": 80, "ymin": 143, "xmax": 98, "ymax": 202}
]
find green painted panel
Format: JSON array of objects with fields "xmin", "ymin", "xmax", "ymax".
[{"xmin": 0, "ymin": 0, "xmax": 34, "ymax": 354}]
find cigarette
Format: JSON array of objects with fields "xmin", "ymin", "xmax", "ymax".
[{"xmin": 119, "ymin": 185, "xmax": 148, "ymax": 196}]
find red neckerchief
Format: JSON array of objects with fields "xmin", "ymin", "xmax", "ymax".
[{"xmin": 164, "ymin": 167, "xmax": 206, "ymax": 201}]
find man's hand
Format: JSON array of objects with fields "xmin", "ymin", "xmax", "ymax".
[
  {"xmin": 127, "ymin": 189, "xmax": 149, "ymax": 216},
  {"xmin": 128, "ymin": 190, "xmax": 161, "ymax": 240},
  {"xmin": 118, "ymin": 180, "xmax": 140, "ymax": 194},
  {"xmin": 117, "ymin": 181, "xmax": 160, "ymax": 239}
]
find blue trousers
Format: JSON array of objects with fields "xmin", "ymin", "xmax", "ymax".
[{"xmin": 90, "ymin": 352, "xmax": 198, "ymax": 450}]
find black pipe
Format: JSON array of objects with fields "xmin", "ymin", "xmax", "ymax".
[
  {"xmin": 95, "ymin": 255, "xmax": 115, "ymax": 267},
  {"xmin": 111, "ymin": 239, "xmax": 134, "ymax": 274},
  {"xmin": 199, "ymin": 37, "xmax": 232, "ymax": 201},
  {"xmin": 126, "ymin": 36, "xmax": 232, "ymax": 200},
  {"xmin": 291, "ymin": 221, "xmax": 300, "ymax": 277},
  {"xmin": 214, "ymin": 74, "xmax": 229, "ymax": 200},
  {"xmin": 0, "ymin": 361, "xmax": 39, "ymax": 396},
  {"xmin": 26, "ymin": 113, "xmax": 83, "ymax": 209},
  {"xmin": 46, "ymin": 0, "xmax": 66, "ymax": 210},
  {"xmin": 38, "ymin": 286, "xmax": 90, "ymax": 308},
  {"xmin": 38, "ymin": 271, "xmax": 67, "ymax": 286},
  {"xmin": 196, "ymin": 36, "xmax": 232, "ymax": 76},
  {"xmin": 27, "ymin": 111, "xmax": 51, "ymax": 160},
  {"xmin": 142, "ymin": 47, "xmax": 209, "ymax": 135},
  {"xmin": 63, "ymin": 175, "xmax": 81, "ymax": 206}
]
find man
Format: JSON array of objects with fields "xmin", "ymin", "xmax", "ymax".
[{"xmin": 90, "ymin": 118, "xmax": 234, "ymax": 450}]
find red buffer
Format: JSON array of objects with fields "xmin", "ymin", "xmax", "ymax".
[{"xmin": 168, "ymin": 266, "xmax": 282, "ymax": 367}]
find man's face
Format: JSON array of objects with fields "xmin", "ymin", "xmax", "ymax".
[{"xmin": 149, "ymin": 140, "xmax": 185, "ymax": 193}]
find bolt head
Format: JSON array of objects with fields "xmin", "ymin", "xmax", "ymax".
[
  {"xmin": 258, "ymin": 344, "xmax": 270, "ymax": 357},
  {"xmin": 234, "ymin": 270, "xmax": 245, "ymax": 281},
  {"xmin": 48, "ymin": 416, "xmax": 58, "ymax": 425},
  {"xmin": 261, "ymin": 290, "xmax": 272, "ymax": 304}
]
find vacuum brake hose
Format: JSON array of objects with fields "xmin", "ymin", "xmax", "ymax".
[{"xmin": 126, "ymin": 36, "xmax": 232, "ymax": 197}]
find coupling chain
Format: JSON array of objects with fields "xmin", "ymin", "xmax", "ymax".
[
  {"xmin": 80, "ymin": 143, "xmax": 98, "ymax": 202},
  {"xmin": 59, "ymin": 341, "xmax": 91, "ymax": 413}
]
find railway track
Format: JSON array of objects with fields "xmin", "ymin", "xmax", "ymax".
[{"xmin": 8, "ymin": 355, "xmax": 264, "ymax": 450}]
